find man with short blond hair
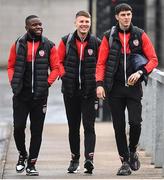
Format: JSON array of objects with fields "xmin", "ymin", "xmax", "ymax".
[{"xmin": 58, "ymin": 10, "xmax": 100, "ymax": 174}]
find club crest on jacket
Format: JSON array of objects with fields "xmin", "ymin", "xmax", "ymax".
[
  {"xmin": 133, "ymin": 39, "xmax": 139, "ymax": 46},
  {"xmin": 88, "ymin": 49, "xmax": 93, "ymax": 56},
  {"xmin": 39, "ymin": 50, "xmax": 45, "ymax": 57}
]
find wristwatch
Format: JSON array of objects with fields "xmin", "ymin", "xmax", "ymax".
[{"xmin": 137, "ymin": 70, "xmax": 143, "ymax": 76}]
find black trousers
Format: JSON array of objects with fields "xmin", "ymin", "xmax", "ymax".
[
  {"xmin": 108, "ymin": 83, "xmax": 143, "ymax": 162},
  {"xmin": 13, "ymin": 96, "xmax": 47, "ymax": 163},
  {"xmin": 63, "ymin": 94, "xmax": 96, "ymax": 160}
]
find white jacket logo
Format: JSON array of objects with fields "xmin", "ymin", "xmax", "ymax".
[
  {"xmin": 42, "ymin": 104, "xmax": 47, "ymax": 114},
  {"xmin": 39, "ymin": 50, "xmax": 45, "ymax": 57},
  {"xmin": 133, "ymin": 39, "xmax": 139, "ymax": 46},
  {"xmin": 88, "ymin": 49, "xmax": 93, "ymax": 56}
]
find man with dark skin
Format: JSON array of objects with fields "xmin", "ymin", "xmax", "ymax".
[{"xmin": 8, "ymin": 15, "xmax": 59, "ymax": 176}]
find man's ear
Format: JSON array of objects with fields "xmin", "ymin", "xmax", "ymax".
[
  {"xmin": 115, "ymin": 14, "xmax": 119, "ymax": 21},
  {"xmin": 74, "ymin": 20, "xmax": 77, "ymax": 28},
  {"xmin": 25, "ymin": 25, "xmax": 28, "ymax": 31}
]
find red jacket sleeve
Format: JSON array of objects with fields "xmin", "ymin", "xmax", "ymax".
[
  {"xmin": 57, "ymin": 39, "xmax": 66, "ymax": 77},
  {"xmin": 48, "ymin": 45, "xmax": 59, "ymax": 85},
  {"xmin": 96, "ymin": 36, "xmax": 109, "ymax": 83},
  {"xmin": 142, "ymin": 32, "xmax": 158, "ymax": 73},
  {"xmin": 7, "ymin": 43, "xmax": 16, "ymax": 83}
]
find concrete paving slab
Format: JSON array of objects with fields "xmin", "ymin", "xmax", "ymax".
[{"xmin": 2, "ymin": 123, "xmax": 163, "ymax": 179}]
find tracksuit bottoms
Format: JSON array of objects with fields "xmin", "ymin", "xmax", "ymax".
[
  {"xmin": 108, "ymin": 82, "xmax": 143, "ymax": 162},
  {"xmin": 13, "ymin": 96, "xmax": 47, "ymax": 163},
  {"xmin": 63, "ymin": 94, "xmax": 96, "ymax": 160}
]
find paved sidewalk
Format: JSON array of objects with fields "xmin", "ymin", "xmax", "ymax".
[{"xmin": 1, "ymin": 122, "xmax": 163, "ymax": 179}]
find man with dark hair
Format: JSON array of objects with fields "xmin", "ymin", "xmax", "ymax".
[
  {"xmin": 58, "ymin": 10, "xmax": 100, "ymax": 174},
  {"xmin": 114, "ymin": 3, "xmax": 132, "ymax": 14},
  {"xmin": 8, "ymin": 15, "xmax": 59, "ymax": 176},
  {"xmin": 25, "ymin": 15, "xmax": 39, "ymax": 25},
  {"xmin": 96, "ymin": 3, "xmax": 158, "ymax": 176}
]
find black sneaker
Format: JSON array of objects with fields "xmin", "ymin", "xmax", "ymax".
[
  {"xmin": 67, "ymin": 160, "xmax": 80, "ymax": 173},
  {"xmin": 26, "ymin": 165, "xmax": 39, "ymax": 176},
  {"xmin": 129, "ymin": 152, "xmax": 140, "ymax": 171},
  {"xmin": 117, "ymin": 162, "xmax": 131, "ymax": 176},
  {"xmin": 84, "ymin": 159, "xmax": 94, "ymax": 174},
  {"xmin": 16, "ymin": 154, "xmax": 28, "ymax": 173}
]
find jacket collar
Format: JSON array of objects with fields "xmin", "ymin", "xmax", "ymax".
[
  {"xmin": 74, "ymin": 30, "xmax": 90, "ymax": 42},
  {"xmin": 117, "ymin": 23, "xmax": 132, "ymax": 34},
  {"xmin": 19, "ymin": 33, "xmax": 42, "ymax": 43}
]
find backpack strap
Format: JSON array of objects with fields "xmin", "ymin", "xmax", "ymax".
[
  {"xmin": 66, "ymin": 33, "xmax": 73, "ymax": 55},
  {"xmin": 15, "ymin": 36, "xmax": 23, "ymax": 54},
  {"xmin": 109, "ymin": 26, "xmax": 116, "ymax": 48}
]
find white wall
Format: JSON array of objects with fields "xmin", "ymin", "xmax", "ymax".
[{"xmin": 0, "ymin": 0, "xmax": 88, "ymax": 66}]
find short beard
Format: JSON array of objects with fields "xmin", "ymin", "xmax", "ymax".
[{"xmin": 28, "ymin": 30, "xmax": 42, "ymax": 39}]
